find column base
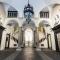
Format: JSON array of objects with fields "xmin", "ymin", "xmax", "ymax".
[
  {"xmin": 36, "ymin": 46, "xmax": 41, "ymax": 51},
  {"xmin": 16, "ymin": 47, "xmax": 22, "ymax": 51}
]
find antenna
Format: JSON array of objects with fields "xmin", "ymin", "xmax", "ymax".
[{"xmin": 28, "ymin": 0, "xmax": 29, "ymax": 4}]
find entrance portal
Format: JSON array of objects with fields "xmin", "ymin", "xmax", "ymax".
[{"xmin": 24, "ymin": 28, "xmax": 34, "ymax": 47}]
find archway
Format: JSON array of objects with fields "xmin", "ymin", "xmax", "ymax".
[
  {"xmin": 5, "ymin": 20, "xmax": 19, "ymax": 49},
  {"xmin": 24, "ymin": 28, "xmax": 34, "ymax": 47},
  {"xmin": 38, "ymin": 20, "xmax": 51, "ymax": 49},
  {"xmin": 19, "ymin": 20, "xmax": 37, "ymax": 48}
]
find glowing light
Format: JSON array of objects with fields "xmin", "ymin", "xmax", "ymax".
[
  {"xmin": 24, "ymin": 28, "xmax": 33, "ymax": 47},
  {"xmin": 25, "ymin": 28, "xmax": 33, "ymax": 41}
]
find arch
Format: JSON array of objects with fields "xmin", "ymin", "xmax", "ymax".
[
  {"xmin": 24, "ymin": 28, "xmax": 34, "ymax": 47},
  {"xmin": 39, "ymin": 4, "xmax": 60, "ymax": 16},
  {"xmin": 7, "ymin": 20, "xmax": 19, "ymax": 26},
  {"xmin": 8, "ymin": 6, "xmax": 17, "ymax": 11},
  {"xmin": 19, "ymin": 20, "xmax": 37, "ymax": 48},
  {"xmin": 0, "ymin": 2, "xmax": 19, "ymax": 27},
  {"xmin": 39, "ymin": 20, "xmax": 50, "ymax": 27},
  {"xmin": 5, "ymin": 19, "xmax": 19, "ymax": 27},
  {"xmin": 38, "ymin": 20, "xmax": 50, "ymax": 40},
  {"xmin": 38, "ymin": 20, "xmax": 50, "ymax": 39},
  {"xmin": 39, "ymin": 3, "xmax": 60, "ymax": 15},
  {"xmin": 22, "ymin": 20, "xmax": 36, "ymax": 31},
  {"xmin": 6, "ymin": 19, "xmax": 19, "ymax": 33},
  {"xmin": 41, "ymin": 7, "xmax": 49, "ymax": 12},
  {"xmin": 0, "ymin": 2, "xmax": 18, "ymax": 11}
]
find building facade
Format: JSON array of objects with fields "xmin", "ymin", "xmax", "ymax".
[{"xmin": 0, "ymin": 1, "xmax": 60, "ymax": 51}]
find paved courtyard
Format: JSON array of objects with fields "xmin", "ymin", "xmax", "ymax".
[{"xmin": 0, "ymin": 48, "xmax": 60, "ymax": 60}]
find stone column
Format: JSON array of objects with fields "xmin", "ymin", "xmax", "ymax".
[
  {"xmin": 33, "ymin": 31, "xmax": 35, "ymax": 47},
  {"xmin": 16, "ymin": 27, "xmax": 22, "ymax": 51},
  {"xmin": 34, "ymin": 30, "xmax": 37, "ymax": 47},
  {"xmin": 0, "ymin": 30, "xmax": 6, "ymax": 50},
  {"xmin": 34, "ymin": 27, "xmax": 39, "ymax": 48},
  {"xmin": 36, "ymin": 31, "xmax": 39, "ymax": 47},
  {"xmin": 21, "ymin": 30, "xmax": 24, "ymax": 47},
  {"xmin": 54, "ymin": 32, "xmax": 59, "ymax": 51},
  {"xmin": 22, "ymin": 31, "xmax": 25, "ymax": 47}
]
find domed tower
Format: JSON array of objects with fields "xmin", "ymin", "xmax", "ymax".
[{"xmin": 24, "ymin": 0, "xmax": 34, "ymax": 23}]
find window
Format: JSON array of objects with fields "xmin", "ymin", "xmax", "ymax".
[
  {"xmin": 40, "ymin": 11, "xmax": 49, "ymax": 18},
  {"xmin": 8, "ymin": 11, "xmax": 18, "ymax": 18}
]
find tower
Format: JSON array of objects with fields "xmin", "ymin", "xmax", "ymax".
[{"xmin": 24, "ymin": 0, "xmax": 34, "ymax": 24}]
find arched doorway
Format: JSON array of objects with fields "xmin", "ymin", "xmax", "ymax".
[
  {"xmin": 24, "ymin": 28, "xmax": 34, "ymax": 47},
  {"xmin": 38, "ymin": 20, "xmax": 50, "ymax": 48},
  {"xmin": 6, "ymin": 20, "xmax": 19, "ymax": 49},
  {"xmin": 21, "ymin": 20, "xmax": 37, "ymax": 48}
]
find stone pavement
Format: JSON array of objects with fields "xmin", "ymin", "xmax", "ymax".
[{"xmin": 0, "ymin": 48, "xmax": 60, "ymax": 60}]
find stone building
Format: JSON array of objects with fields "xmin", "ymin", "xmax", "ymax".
[{"xmin": 0, "ymin": 0, "xmax": 60, "ymax": 52}]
